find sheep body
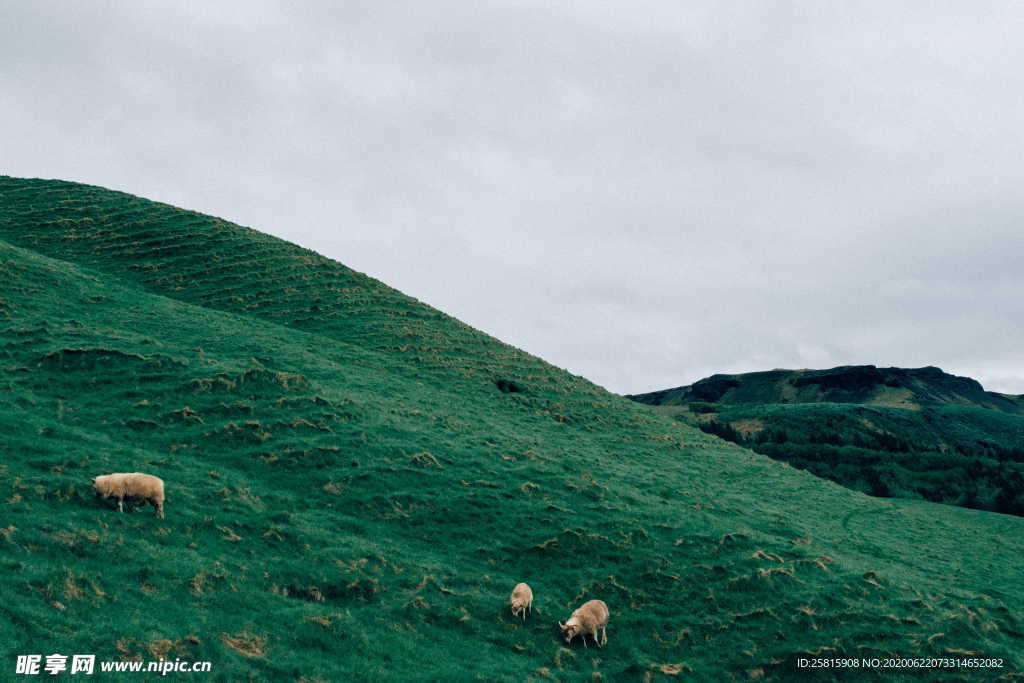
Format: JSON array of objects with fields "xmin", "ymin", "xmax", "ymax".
[
  {"xmin": 559, "ymin": 599, "xmax": 608, "ymax": 647},
  {"xmin": 93, "ymin": 472, "xmax": 165, "ymax": 518},
  {"xmin": 510, "ymin": 582, "xmax": 533, "ymax": 619}
]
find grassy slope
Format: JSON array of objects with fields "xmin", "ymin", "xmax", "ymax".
[{"xmin": 1, "ymin": 177, "xmax": 1023, "ymax": 681}]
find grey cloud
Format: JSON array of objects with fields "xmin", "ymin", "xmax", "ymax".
[{"xmin": 3, "ymin": 1, "xmax": 1022, "ymax": 394}]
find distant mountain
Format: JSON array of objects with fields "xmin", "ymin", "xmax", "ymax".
[
  {"xmin": 630, "ymin": 365, "xmax": 1023, "ymax": 414},
  {"xmin": 630, "ymin": 366, "xmax": 1024, "ymax": 515}
]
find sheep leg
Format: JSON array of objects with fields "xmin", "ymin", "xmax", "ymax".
[
  {"xmin": 117, "ymin": 498, "xmax": 124, "ymax": 513},
  {"xmin": 601, "ymin": 627, "xmax": 607, "ymax": 645}
]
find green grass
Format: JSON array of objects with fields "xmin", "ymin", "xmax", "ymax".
[{"xmin": 2, "ymin": 177, "xmax": 1023, "ymax": 681}]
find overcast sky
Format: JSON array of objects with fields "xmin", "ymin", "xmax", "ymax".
[{"xmin": 4, "ymin": 1, "xmax": 1023, "ymax": 395}]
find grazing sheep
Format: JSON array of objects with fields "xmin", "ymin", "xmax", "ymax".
[
  {"xmin": 559, "ymin": 599, "xmax": 608, "ymax": 648},
  {"xmin": 92, "ymin": 472, "xmax": 165, "ymax": 518},
  {"xmin": 510, "ymin": 582, "xmax": 533, "ymax": 619}
]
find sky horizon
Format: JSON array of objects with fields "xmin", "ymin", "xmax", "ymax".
[{"xmin": 4, "ymin": 2, "xmax": 1023, "ymax": 395}]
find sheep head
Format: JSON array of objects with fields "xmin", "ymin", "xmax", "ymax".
[{"xmin": 559, "ymin": 620, "xmax": 580, "ymax": 642}]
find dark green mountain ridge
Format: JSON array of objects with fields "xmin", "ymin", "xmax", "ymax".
[
  {"xmin": 629, "ymin": 365, "xmax": 1023, "ymax": 414},
  {"xmin": 631, "ymin": 367, "xmax": 1024, "ymax": 517},
  {"xmin": 2, "ymin": 177, "xmax": 1023, "ymax": 680}
]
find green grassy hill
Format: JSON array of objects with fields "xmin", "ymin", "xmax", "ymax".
[
  {"xmin": 2, "ymin": 177, "xmax": 1023, "ymax": 681},
  {"xmin": 631, "ymin": 368, "xmax": 1024, "ymax": 517}
]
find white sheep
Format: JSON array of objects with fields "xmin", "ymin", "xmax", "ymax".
[
  {"xmin": 92, "ymin": 472, "xmax": 165, "ymax": 518},
  {"xmin": 510, "ymin": 582, "xmax": 533, "ymax": 619},
  {"xmin": 559, "ymin": 599, "xmax": 608, "ymax": 647}
]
